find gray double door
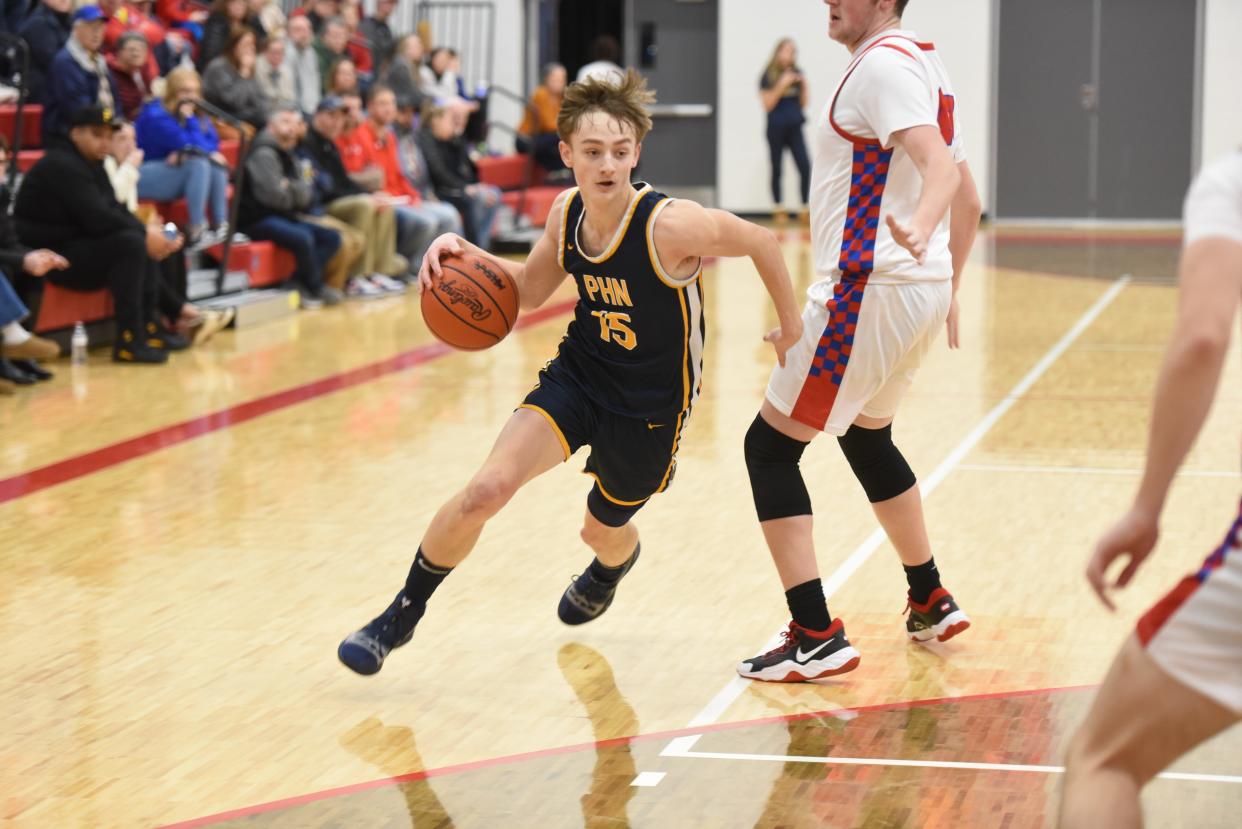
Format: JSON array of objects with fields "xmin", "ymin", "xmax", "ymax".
[{"xmin": 995, "ymin": 0, "xmax": 1199, "ymax": 220}]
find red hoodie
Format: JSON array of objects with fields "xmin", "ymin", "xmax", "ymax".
[{"xmin": 336, "ymin": 119, "xmax": 421, "ymax": 203}]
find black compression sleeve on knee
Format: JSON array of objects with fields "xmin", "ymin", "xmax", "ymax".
[
  {"xmin": 744, "ymin": 414, "xmax": 812, "ymax": 522},
  {"xmin": 836, "ymin": 423, "xmax": 917, "ymax": 503}
]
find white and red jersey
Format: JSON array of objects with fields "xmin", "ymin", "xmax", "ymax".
[{"xmin": 808, "ymin": 29, "xmax": 965, "ymax": 291}]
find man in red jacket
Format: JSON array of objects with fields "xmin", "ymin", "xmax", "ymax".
[{"xmin": 336, "ymin": 85, "xmax": 457, "ymax": 273}]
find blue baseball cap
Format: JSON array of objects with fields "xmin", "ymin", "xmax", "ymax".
[
  {"xmin": 73, "ymin": 6, "xmax": 109, "ymax": 23},
  {"xmin": 316, "ymin": 95, "xmax": 348, "ymax": 113}
]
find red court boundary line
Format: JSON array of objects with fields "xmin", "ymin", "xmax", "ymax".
[
  {"xmin": 0, "ymin": 299, "xmax": 578, "ymax": 506},
  {"xmin": 160, "ymin": 683, "xmax": 1098, "ymax": 828}
]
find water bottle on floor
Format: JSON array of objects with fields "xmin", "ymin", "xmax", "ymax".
[{"xmin": 71, "ymin": 322, "xmax": 88, "ymax": 366}]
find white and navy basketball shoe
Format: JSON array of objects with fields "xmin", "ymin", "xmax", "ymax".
[
  {"xmin": 737, "ymin": 619, "xmax": 862, "ymax": 682},
  {"xmin": 557, "ymin": 546, "xmax": 640, "ymax": 625},
  {"xmin": 905, "ymin": 587, "xmax": 971, "ymax": 643},
  {"xmin": 338, "ymin": 590, "xmax": 425, "ymax": 675}
]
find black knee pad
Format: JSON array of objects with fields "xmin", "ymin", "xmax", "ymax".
[
  {"xmin": 587, "ymin": 486, "xmax": 643, "ymax": 528},
  {"xmin": 744, "ymin": 414, "xmax": 812, "ymax": 521},
  {"xmin": 836, "ymin": 424, "xmax": 916, "ymax": 503}
]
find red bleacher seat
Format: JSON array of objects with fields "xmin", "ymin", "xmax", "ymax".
[
  {"xmin": 500, "ymin": 185, "xmax": 566, "ymax": 227},
  {"xmin": 33, "ymin": 282, "xmax": 114, "ymax": 333},
  {"xmin": 477, "ymin": 153, "xmax": 544, "ymax": 190},
  {"xmin": 202, "ymin": 240, "xmax": 297, "ymax": 287},
  {"xmin": 33, "ymin": 241, "xmax": 297, "ymax": 333},
  {"xmin": 218, "ymin": 139, "xmax": 240, "ymax": 168},
  {"xmin": 17, "ymin": 149, "xmax": 43, "ymax": 172},
  {"xmin": 0, "ymin": 104, "xmax": 44, "ymax": 151}
]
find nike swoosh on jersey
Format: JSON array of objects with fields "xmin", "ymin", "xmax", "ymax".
[{"xmin": 647, "ymin": 422, "xmax": 665, "ymax": 429}]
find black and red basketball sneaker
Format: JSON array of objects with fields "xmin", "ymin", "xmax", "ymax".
[
  {"xmin": 737, "ymin": 619, "xmax": 861, "ymax": 682},
  {"xmin": 905, "ymin": 587, "xmax": 971, "ymax": 643},
  {"xmin": 338, "ymin": 590, "xmax": 425, "ymax": 675}
]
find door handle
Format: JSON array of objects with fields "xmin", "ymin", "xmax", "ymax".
[
  {"xmin": 648, "ymin": 104, "xmax": 714, "ymax": 117},
  {"xmin": 1079, "ymin": 84, "xmax": 1098, "ymax": 112}
]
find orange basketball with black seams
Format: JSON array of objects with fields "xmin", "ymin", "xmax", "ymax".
[{"xmin": 421, "ymin": 253, "xmax": 521, "ymax": 350}]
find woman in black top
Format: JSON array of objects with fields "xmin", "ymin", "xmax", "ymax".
[{"xmin": 759, "ymin": 38, "xmax": 811, "ymax": 223}]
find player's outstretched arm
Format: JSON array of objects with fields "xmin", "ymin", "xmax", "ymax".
[
  {"xmin": 884, "ymin": 124, "xmax": 961, "ymax": 265},
  {"xmin": 1087, "ymin": 236, "xmax": 1242, "ymax": 609},
  {"xmin": 653, "ymin": 200, "xmax": 803, "ymax": 365},
  {"xmin": 417, "ymin": 190, "xmax": 572, "ymax": 311},
  {"xmin": 945, "ymin": 161, "xmax": 983, "ymax": 348}
]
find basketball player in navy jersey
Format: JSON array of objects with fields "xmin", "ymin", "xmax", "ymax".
[{"xmin": 338, "ymin": 71, "xmax": 805, "ymax": 675}]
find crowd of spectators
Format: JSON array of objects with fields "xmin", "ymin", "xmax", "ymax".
[{"xmin": 0, "ymin": 0, "xmax": 533, "ymax": 378}]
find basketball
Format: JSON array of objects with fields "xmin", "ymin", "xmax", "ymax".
[{"xmin": 420, "ymin": 253, "xmax": 521, "ymax": 350}]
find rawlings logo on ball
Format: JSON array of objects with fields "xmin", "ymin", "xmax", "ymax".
[{"xmin": 438, "ymin": 278, "xmax": 492, "ymax": 321}]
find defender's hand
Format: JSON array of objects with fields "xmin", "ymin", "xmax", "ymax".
[
  {"xmin": 886, "ymin": 214, "xmax": 928, "ymax": 265},
  {"xmin": 763, "ymin": 320, "xmax": 802, "ymax": 368},
  {"xmin": 418, "ymin": 233, "xmax": 466, "ymax": 292},
  {"xmin": 1087, "ymin": 508, "xmax": 1160, "ymax": 611}
]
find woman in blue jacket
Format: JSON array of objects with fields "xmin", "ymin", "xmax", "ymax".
[
  {"xmin": 759, "ymin": 38, "xmax": 811, "ymax": 223},
  {"xmin": 134, "ymin": 66, "xmax": 231, "ymax": 247}
]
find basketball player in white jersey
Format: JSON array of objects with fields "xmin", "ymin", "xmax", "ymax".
[
  {"xmin": 1059, "ymin": 152, "xmax": 1242, "ymax": 826},
  {"xmin": 737, "ymin": 0, "xmax": 983, "ymax": 682}
]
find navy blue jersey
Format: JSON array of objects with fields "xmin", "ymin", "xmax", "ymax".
[{"xmin": 553, "ymin": 183, "xmax": 705, "ymax": 420}]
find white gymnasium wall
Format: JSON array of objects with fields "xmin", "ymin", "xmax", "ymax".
[
  {"xmin": 1201, "ymin": 0, "xmax": 1242, "ymax": 168},
  {"xmin": 717, "ymin": 1, "xmax": 994, "ymax": 214}
]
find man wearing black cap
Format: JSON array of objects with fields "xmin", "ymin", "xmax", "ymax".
[
  {"xmin": 15, "ymin": 105, "xmax": 186, "ymax": 364},
  {"xmin": 43, "ymin": 5, "xmax": 120, "ymax": 145}
]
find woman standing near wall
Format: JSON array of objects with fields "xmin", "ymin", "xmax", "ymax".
[{"xmin": 759, "ymin": 38, "xmax": 810, "ymax": 224}]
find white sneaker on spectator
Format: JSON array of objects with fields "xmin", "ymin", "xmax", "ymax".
[
  {"xmin": 346, "ymin": 276, "xmax": 386, "ymax": 300},
  {"xmin": 369, "ymin": 273, "xmax": 407, "ymax": 294}
]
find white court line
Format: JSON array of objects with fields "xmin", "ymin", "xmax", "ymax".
[
  {"xmin": 959, "ymin": 463, "xmax": 1237, "ymax": 478},
  {"xmin": 660, "ymin": 746, "xmax": 1242, "ymax": 785},
  {"xmin": 657, "ymin": 276, "xmax": 1131, "ymax": 760},
  {"xmin": 630, "ymin": 771, "xmax": 667, "ymax": 787}
]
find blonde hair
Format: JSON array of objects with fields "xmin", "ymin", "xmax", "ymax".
[
  {"xmin": 556, "ymin": 69, "xmax": 654, "ymax": 144},
  {"xmin": 765, "ymin": 38, "xmax": 795, "ymax": 84},
  {"xmin": 162, "ymin": 66, "xmax": 202, "ymax": 109}
]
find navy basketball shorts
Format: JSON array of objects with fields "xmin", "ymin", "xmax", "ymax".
[{"xmin": 519, "ymin": 359, "xmax": 688, "ymax": 527}]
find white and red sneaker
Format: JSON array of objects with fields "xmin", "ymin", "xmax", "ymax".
[
  {"xmin": 737, "ymin": 619, "xmax": 861, "ymax": 682},
  {"xmin": 905, "ymin": 587, "xmax": 971, "ymax": 643}
]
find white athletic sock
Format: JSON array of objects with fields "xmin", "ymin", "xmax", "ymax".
[{"xmin": 2, "ymin": 321, "xmax": 30, "ymax": 346}]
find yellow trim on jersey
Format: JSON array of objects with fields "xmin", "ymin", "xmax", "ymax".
[
  {"xmin": 655, "ymin": 411, "xmax": 685, "ymax": 493},
  {"xmin": 556, "ymin": 187, "xmax": 579, "ymax": 271},
  {"xmin": 585, "ymin": 471, "xmax": 651, "ymax": 506},
  {"xmin": 575, "ymin": 183, "xmax": 653, "ymax": 264},
  {"xmin": 518, "ymin": 403, "xmax": 571, "ymax": 461},
  {"xmin": 646, "ymin": 197, "xmax": 703, "ymax": 289}
]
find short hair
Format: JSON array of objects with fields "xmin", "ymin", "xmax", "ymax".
[
  {"xmin": 116, "ymin": 30, "xmax": 148, "ymax": 51},
  {"xmin": 557, "ymin": 69, "xmax": 654, "ymax": 144},
  {"xmin": 896, "ymin": 0, "xmax": 910, "ymax": 15},
  {"xmin": 267, "ymin": 101, "xmax": 301, "ymax": 124},
  {"xmin": 367, "ymin": 83, "xmax": 395, "ymax": 105}
]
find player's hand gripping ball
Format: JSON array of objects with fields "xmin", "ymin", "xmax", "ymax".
[{"xmin": 421, "ymin": 252, "xmax": 521, "ymax": 350}]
